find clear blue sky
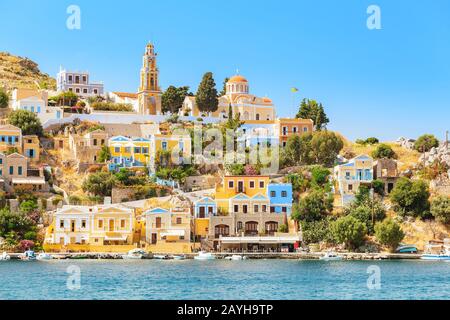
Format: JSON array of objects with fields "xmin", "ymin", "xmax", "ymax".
[{"xmin": 1, "ymin": 0, "xmax": 449, "ymax": 141}]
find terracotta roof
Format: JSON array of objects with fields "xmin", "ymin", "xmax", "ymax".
[
  {"xmin": 14, "ymin": 88, "xmax": 46, "ymax": 101},
  {"xmin": 228, "ymin": 75, "xmax": 248, "ymax": 83},
  {"xmin": 112, "ymin": 92, "xmax": 138, "ymax": 99}
]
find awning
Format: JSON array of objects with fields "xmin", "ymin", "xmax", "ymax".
[
  {"xmin": 220, "ymin": 235, "xmax": 301, "ymax": 244},
  {"xmin": 12, "ymin": 177, "xmax": 46, "ymax": 185},
  {"xmin": 160, "ymin": 229, "xmax": 185, "ymax": 237},
  {"xmin": 105, "ymin": 234, "xmax": 128, "ymax": 241}
]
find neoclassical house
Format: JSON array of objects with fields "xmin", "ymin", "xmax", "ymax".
[{"xmin": 180, "ymin": 74, "xmax": 276, "ymax": 121}]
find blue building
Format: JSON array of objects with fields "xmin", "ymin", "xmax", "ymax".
[
  {"xmin": 194, "ymin": 197, "xmax": 217, "ymax": 218},
  {"xmin": 267, "ymin": 183, "xmax": 293, "ymax": 215}
]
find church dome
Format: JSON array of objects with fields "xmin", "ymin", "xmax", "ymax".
[{"xmin": 228, "ymin": 75, "xmax": 248, "ymax": 83}]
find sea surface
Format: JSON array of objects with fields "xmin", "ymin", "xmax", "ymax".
[{"xmin": 0, "ymin": 259, "xmax": 449, "ymax": 300}]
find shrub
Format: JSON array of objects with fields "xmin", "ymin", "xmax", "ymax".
[
  {"xmin": 331, "ymin": 215, "xmax": 367, "ymax": 250},
  {"xmin": 430, "ymin": 196, "xmax": 450, "ymax": 224},
  {"xmin": 292, "ymin": 189, "xmax": 333, "ymax": 222},
  {"xmin": 372, "ymin": 144, "xmax": 396, "ymax": 159},
  {"xmin": 390, "ymin": 177, "xmax": 430, "ymax": 218},
  {"xmin": 414, "ymin": 134, "xmax": 439, "ymax": 153},
  {"xmin": 372, "ymin": 179, "xmax": 385, "ymax": 196},
  {"xmin": 0, "ymin": 88, "xmax": 9, "ymax": 108},
  {"xmin": 91, "ymin": 102, "xmax": 133, "ymax": 112},
  {"xmin": 375, "ymin": 218, "xmax": 405, "ymax": 252},
  {"xmin": 277, "ymin": 224, "xmax": 288, "ymax": 233}
]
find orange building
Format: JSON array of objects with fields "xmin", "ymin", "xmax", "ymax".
[{"xmin": 277, "ymin": 118, "xmax": 314, "ymax": 147}]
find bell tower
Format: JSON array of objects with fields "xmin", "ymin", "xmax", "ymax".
[{"xmin": 138, "ymin": 42, "xmax": 162, "ymax": 115}]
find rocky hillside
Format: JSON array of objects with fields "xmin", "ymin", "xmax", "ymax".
[{"xmin": 0, "ymin": 52, "xmax": 56, "ymax": 90}]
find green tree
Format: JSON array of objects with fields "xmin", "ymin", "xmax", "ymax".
[
  {"xmin": 309, "ymin": 131, "xmax": 344, "ymax": 167},
  {"xmin": 390, "ymin": 177, "xmax": 430, "ymax": 218},
  {"xmin": 296, "ymin": 98, "xmax": 330, "ymax": 130},
  {"xmin": 345, "ymin": 199, "xmax": 386, "ymax": 234},
  {"xmin": 0, "ymin": 88, "xmax": 9, "ymax": 108},
  {"xmin": 19, "ymin": 200, "xmax": 38, "ymax": 214},
  {"xmin": 292, "ymin": 189, "xmax": 333, "ymax": 222},
  {"xmin": 430, "ymin": 196, "xmax": 450, "ymax": 224},
  {"xmin": 219, "ymin": 77, "xmax": 229, "ymax": 96},
  {"xmin": 98, "ymin": 145, "xmax": 111, "ymax": 163},
  {"xmin": 162, "ymin": 85, "xmax": 190, "ymax": 114},
  {"xmin": 196, "ymin": 72, "xmax": 218, "ymax": 113},
  {"xmin": 54, "ymin": 91, "xmax": 79, "ymax": 107},
  {"xmin": 0, "ymin": 209, "xmax": 35, "ymax": 239},
  {"xmin": 375, "ymin": 218, "xmax": 405, "ymax": 252},
  {"xmin": 300, "ymin": 218, "xmax": 334, "ymax": 244},
  {"xmin": 372, "ymin": 143, "xmax": 397, "ymax": 159},
  {"xmin": 365, "ymin": 137, "xmax": 379, "ymax": 145},
  {"xmin": 331, "ymin": 215, "xmax": 367, "ymax": 250},
  {"xmin": 8, "ymin": 110, "xmax": 43, "ymax": 136},
  {"xmin": 414, "ymin": 134, "xmax": 439, "ymax": 153},
  {"xmin": 372, "ymin": 179, "xmax": 385, "ymax": 196},
  {"xmin": 310, "ymin": 166, "xmax": 331, "ymax": 187},
  {"xmin": 82, "ymin": 172, "xmax": 117, "ymax": 197}
]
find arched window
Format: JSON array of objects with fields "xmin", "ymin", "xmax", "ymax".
[
  {"xmin": 215, "ymin": 224, "xmax": 230, "ymax": 238},
  {"xmin": 245, "ymin": 221, "xmax": 258, "ymax": 236},
  {"xmin": 265, "ymin": 221, "xmax": 278, "ymax": 235},
  {"xmin": 256, "ymin": 113, "xmax": 260, "ymax": 120}
]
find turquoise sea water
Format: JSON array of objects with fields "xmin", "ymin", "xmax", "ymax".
[{"xmin": 0, "ymin": 259, "xmax": 449, "ymax": 300}]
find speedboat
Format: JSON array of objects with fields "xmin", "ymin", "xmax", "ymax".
[
  {"xmin": 421, "ymin": 246, "xmax": 450, "ymax": 261},
  {"xmin": 194, "ymin": 251, "xmax": 216, "ymax": 260},
  {"xmin": 36, "ymin": 252, "xmax": 53, "ymax": 261},
  {"xmin": 319, "ymin": 252, "xmax": 343, "ymax": 261},
  {"xmin": 0, "ymin": 252, "xmax": 10, "ymax": 261},
  {"xmin": 122, "ymin": 249, "xmax": 146, "ymax": 260},
  {"xmin": 21, "ymin": 250, "xmax": 37, "ymax": 261}
]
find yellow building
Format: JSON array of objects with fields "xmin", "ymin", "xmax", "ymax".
[
  {"xmin": 0, "ymin": 124, "xmax": 22, "ymax": 154},
  {"xmin": 277, "ymin": 118, "xmax": 314, "ymax": 147},
  {"xmin": 22, "ymin": 135, "xmax": 40, "ymax": 162},
  {"xmin": 108, "ymin": 136, "xmax": 152, "ymax": 170},
  {"xmin": 44, "ymin": 204, "xmax": 137, "ymax": 251},
  {"xmin": 152, "ymin": 133, "xmax": 191, "ymax": 167},
  {"xmin": 181, "ymin": 74, "xmax": 275, "ymax": 120},
  {"xmin": 215, "ymin": 176, "xmax": 271, "ymax": 214}
]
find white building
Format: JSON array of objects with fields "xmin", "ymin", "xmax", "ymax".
[
  {"xmin": 10, "ymin": 88, "xmax": 63, "ymax": 124},
  {"xmin": 107, "ymin": 92, "xmax": 139, "ymax": 112},
  {"xmin": 57, "ymin": 67, "xmax": 104, "ymax": 97}
]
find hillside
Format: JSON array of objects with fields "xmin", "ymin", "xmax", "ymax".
[{"xmin": 0, "ymin": 52, "xmax": 56, "ymax": 90}]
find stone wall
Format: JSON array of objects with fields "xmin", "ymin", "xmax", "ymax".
[{"xmin": 112, "ymin": 187, "xmax": 136, "ymax": 204}]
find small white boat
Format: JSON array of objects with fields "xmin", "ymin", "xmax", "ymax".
[
  {"xmin": 0, "ymin": 252, "xmax": 11, "ymax": 261},
  {"xmin": 171, "ymin": 255, "xmax": 186, "ymax": 260},
  {"xmin": 420, "ymin": 254, "xmax": 450, "ymax": 261},
  {"xmin": 21, "ymin": 250, "xmax": 37, "ymax": 261},
  {"xmin": 122, "ymin": 249, "xmax": 146, "ymax": 260},
  {"xmin": 153, "ymin": 254, "xmax": 170, "ymax": 260},
  {"xmin": 319, "ymin": 252, "xmax": 343, "ymax": 261},
  {"xmin": 36, "ymin": 253, "xmax": 53, "ymax": 261},
  {"xmin": 225, "ymin": 255, "xmax": 247, "ymax": 261},
  {"xmin": 194, "ymin": 251, "xmax": 216, "ymax": 260}
]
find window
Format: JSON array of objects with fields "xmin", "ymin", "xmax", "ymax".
[
  {"xmin": 293, "ymin": 127, "xmax": 298, "ymax": 133},
  {"xmin": 234, "ymin": 205, "xmax": 239, "ymax": 213},
  {"xmin": 120, "ymin": 219, "xmax": 126, "ymax": 228},
  {"xmin": 281, "ymin": 191, "xmax": 287, "ymax": 197},
  {"xmin": 82, "ymin": 76, "xmax": 87, "ymax": 82},
  {"xmin": 81, "ymin": 220, "xmax": 86, "ymax": 228},
  {"xmin": 93, "ymin": 139, "xmax": 97, "ymax": 146},
  {"xmin": 0, "ymin": 158, "xmax": 3, "ymax": 164},
  {"xmin": 125, "ymin": 147, "xmax": 131, "ymax": 153},
  {"xmin": 270, "ymin": 191, "xmax": 276, "ymax": 197},
  {"xmin": 303, "ymin": 127, "xmax": 308, "ymax": 132},
  {"xmin": 68, "ymin": 88, "xmax": 73, "ymax": 92},
  {"xmin": 348, "ymin": 184, "xmax": 353, "ymax": 191},
  {"xmin": 282, "ymin": 126, "xmax": 288, "ymax": 135},
  {"xmin": 142, "ymin": 147, "xmax": 149, "ymax": 154},
  {"xmin": 228, "ymin": 180, "xmax": 234, "ymax": 189},
  {"xmin": 76, "ymin": 88, "xmax": 80, "ymax": 93},
  {"xmin": 282, "ymin": 207, "xmax": 287, "ymax": 213},
  {"xmin": 243, "ymin": 205, "xmax": 248, "ymax": 214},
  {"xmin": 259, "ymin": 181, "xmax": 265, "ymax": 188},
  {"xmin": 134, "ymin": 147, "xmax": 141, "ymax": 154},
  {"xmin": 68, "ymin": 75, "xmax": 73, "ymax": 82},
  {"xmin": 94, "ymin": 89, "xmax": 98, "ymax": 94},
  {"xmin": 9, "ymin": 166, "xmax": 13, "ymax": 175},
  {"xmin": 83, "ymin": 89, "xmax": 88, "ymax": 94},
  {"xmin": 256, "ymin": 114, "xmax": 260, "ymax": 120},
  {"xmin": 98, "ymin": 220, "xmax": 103, "ymax": 228},
  {"xmin": 176, "ymin": 217, "xmax": 182, "ymax": 224},
  {"xmin": 161, "ymin": 141, "xmax": 168, "ymax": 150},
  {"xmin": 60, "ymin": 220, "xmax": 64, "ymax": 228},
  {"xmin": 262, "ymin": 205, "xmax": 267, "ymax": 212},
  {"xmin": 254, "ymin": 205, "xmax": 259, "ymax": 213},
  {"xmin": 249, "ymin": 181, "xmax": 255, "ymax": 188},
  {"xmin": 282, "ymin": 141, "xmax": 287, "ymax": 147},
  {"xmin": 237, "ymin": 221, "xmax": 243, "ymax": 231},
  {"xmin": 115, "ymin": 147, "xmax": 120, "ymax": 153},
  {"xmin": 18, "ymin": 166, "xmax": 22, "ymax": 175}
]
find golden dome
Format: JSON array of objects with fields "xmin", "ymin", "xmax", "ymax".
[{"xmin": 228, "ymin": 75, "xmax": 248, "ymax": 83}]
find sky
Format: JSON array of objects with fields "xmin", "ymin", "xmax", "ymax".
[{"xmin": 0, "ymin": 0, "xmax": 449, "ymax": 141}]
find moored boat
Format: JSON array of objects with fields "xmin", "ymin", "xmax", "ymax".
[
  {"xmin": 122, "ymin": 249, "xmax": 146, "ymax": 260},
  {"xmin": 421, "ymin": 240, "xmax": 450, "ymax": 261},
  {"xmin": 153, "ymin": 254, "xmax": 170, "ymax": 260},
  {"xmin": 36, "ymin": 252, "xmax": 53, "ymax": 261},
  {"xmin": 171, "ymin": 255, "xmax": 186, "ymax": 260},
  {"xmin": 225, "ymin": 255, "xmax": 247, "ymax": 261},
  {"xmin": 319, "ymin": 251, "xmax": 343, "ymax": 261},
  {"xmin": 0, "ymin": 252, "xmax": 11, "ymax": 261},
  {"xmin": 194, "ymin": 251, "xmax": 215, "ymax": 260},
  {"xmin": 21, "ymin": 250, "xmax": 37, "ymax": 261}
]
